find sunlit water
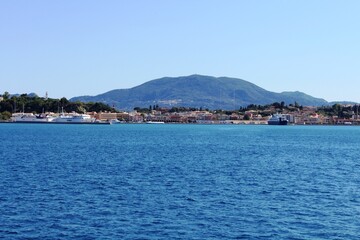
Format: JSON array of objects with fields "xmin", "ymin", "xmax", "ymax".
[{"xmin": 1, "ymin": 124, "xmax": 360, "ymax": 239}]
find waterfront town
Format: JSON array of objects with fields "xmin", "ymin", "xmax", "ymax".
[
  {"xmin": 1, "ymin": 94, "xmax": 360, "ymax": 125},
  {"xmin": 86, "ymin": 104, "xmax": 360, "ymax": 125}
]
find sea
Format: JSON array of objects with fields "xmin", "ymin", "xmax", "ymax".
[{"xmin": 1, "ymin": 123, "xmax": 360, "ymax": 239}]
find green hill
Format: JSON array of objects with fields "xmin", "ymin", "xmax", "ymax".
[{"xmin": 70, "ymin": 75, "xmax": 328, "ymax": 110}]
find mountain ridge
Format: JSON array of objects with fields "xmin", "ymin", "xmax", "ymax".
[{"xmin": 70, "ymin": 75, "xmax": 329, "ymax": 110}]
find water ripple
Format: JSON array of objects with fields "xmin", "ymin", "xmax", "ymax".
[{"xmin": 1, "ymin": 124, "xmax": 360, "ymax": 239}]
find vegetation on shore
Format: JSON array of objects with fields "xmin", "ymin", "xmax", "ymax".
[
  {"xmin": 134, "ymin": 101, "xmax": 303, "ymax": 115},
  {"xmin": 133, "ymin": 101, "xmax": 359, "ymax": 120},
  {"xmin": 0, "ymin": 92, "xmax": 116, "ymax": 120},
  {"xmin": 1, "ymin": 91, "xmax": 358, "ymax": 122}
]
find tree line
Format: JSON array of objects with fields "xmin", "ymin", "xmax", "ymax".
[
  {"xmin": 133, "ymin": 102, "xmax": 303, "ymax": 115},
  {"xmin": 317, "ymin": 104, "xmax": 359, "ymax": 119},
  {"xmin": 0, "ymin": 92, "xmax": 116, "ymax": 120},
  {"xmin": 132, "ymin": 101, "xmax": 360, "ymax": 119}
]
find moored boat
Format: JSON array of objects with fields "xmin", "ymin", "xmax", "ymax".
[
  {"xmin": 10, "ymin": 111, "xmax": 112, "ymax": 124},
  {"xmin": 11, "ymin": 113, "xmax": 55, "ymax": 123},
  {"xmin": 54, "ymin": 113, "xmax": 95, "ymax": 123},
  {"xmin": 268, "ymin": 114, "xmax": 288, "ymax": 125}
]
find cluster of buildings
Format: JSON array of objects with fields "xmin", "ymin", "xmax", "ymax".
[
  {"xmin": 89, "ymin": 105, "xmax": 360, "ymax": 125},
  {"xmin": 89, "ymin": 110, "xmax": 266, "ymax": 124}
]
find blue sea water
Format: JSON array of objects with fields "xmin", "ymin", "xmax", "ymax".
[{"xmin": 1, "ymin": 123, "xmax": 360, "ymax": 239}]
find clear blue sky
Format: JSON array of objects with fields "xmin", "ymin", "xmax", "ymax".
[{"xmin": 1, "ymin": 0, "xmax": 360, "ymax": 102}]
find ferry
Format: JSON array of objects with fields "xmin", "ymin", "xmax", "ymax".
[
  {"xmin": 11, "ymin": 113, "xmax": 55, "ymax": 123},
  {"xmin": 54, "ymin": 113, "xmax": 95, "ymax": 123},
  {"xmin": 10, "ymin": 112, "xmax": 109, "ymax": 124},
  {"xmin": 267, "ymin": 114, "xmax": 288, "ymax": 125}
]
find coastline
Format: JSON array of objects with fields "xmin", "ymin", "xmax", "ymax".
[
  {"xmin": 1, "ymin": 120, "xmax": 358, "ymax": 126},
  {"xmin": 0, "ymin": 120, "xmax": 111, "ymax": 125}
]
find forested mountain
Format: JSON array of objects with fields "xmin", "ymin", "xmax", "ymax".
[{"xmin": 71, "ymin": 75, "xmax": 328, "ymax": 110}]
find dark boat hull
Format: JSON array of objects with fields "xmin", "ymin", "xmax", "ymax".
[{"xmin": 268, "ymin": 120, "xmax": 288, "ymax": 125}]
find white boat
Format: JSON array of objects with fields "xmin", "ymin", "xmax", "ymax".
[
  {"xmin": 268, "ymin": 114, "xmax": 288, "ymax": 125},
  {"xmin": 108, "ymin": 119, "xmax": 121, "ymax": 124},
  {"xmin": 146, "ymin": 121, "xmax": 165, "ymax": 124},
  {"xmin": 10, "ymin": 111, "xmax": 105, "ymax": 124},
  {"xmin": 11, "ymin": 113, "xmax": 55, "ymax": 123},
  {"xmin": 54, "ymin": 113, "xmax": 95, "ymax": 123}
]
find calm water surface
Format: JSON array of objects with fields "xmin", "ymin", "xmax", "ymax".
[{"xmin": 1, "ymin": 124, "xmax": 360, "ymax": 239}]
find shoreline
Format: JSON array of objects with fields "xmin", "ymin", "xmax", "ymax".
[
  {"xmin": 1, "ymin": 120, "xmax": 359, "ymax": 126},
  {"xmin": 0, "ymin": 121, "xmax": 111, "ymax": 125}
]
